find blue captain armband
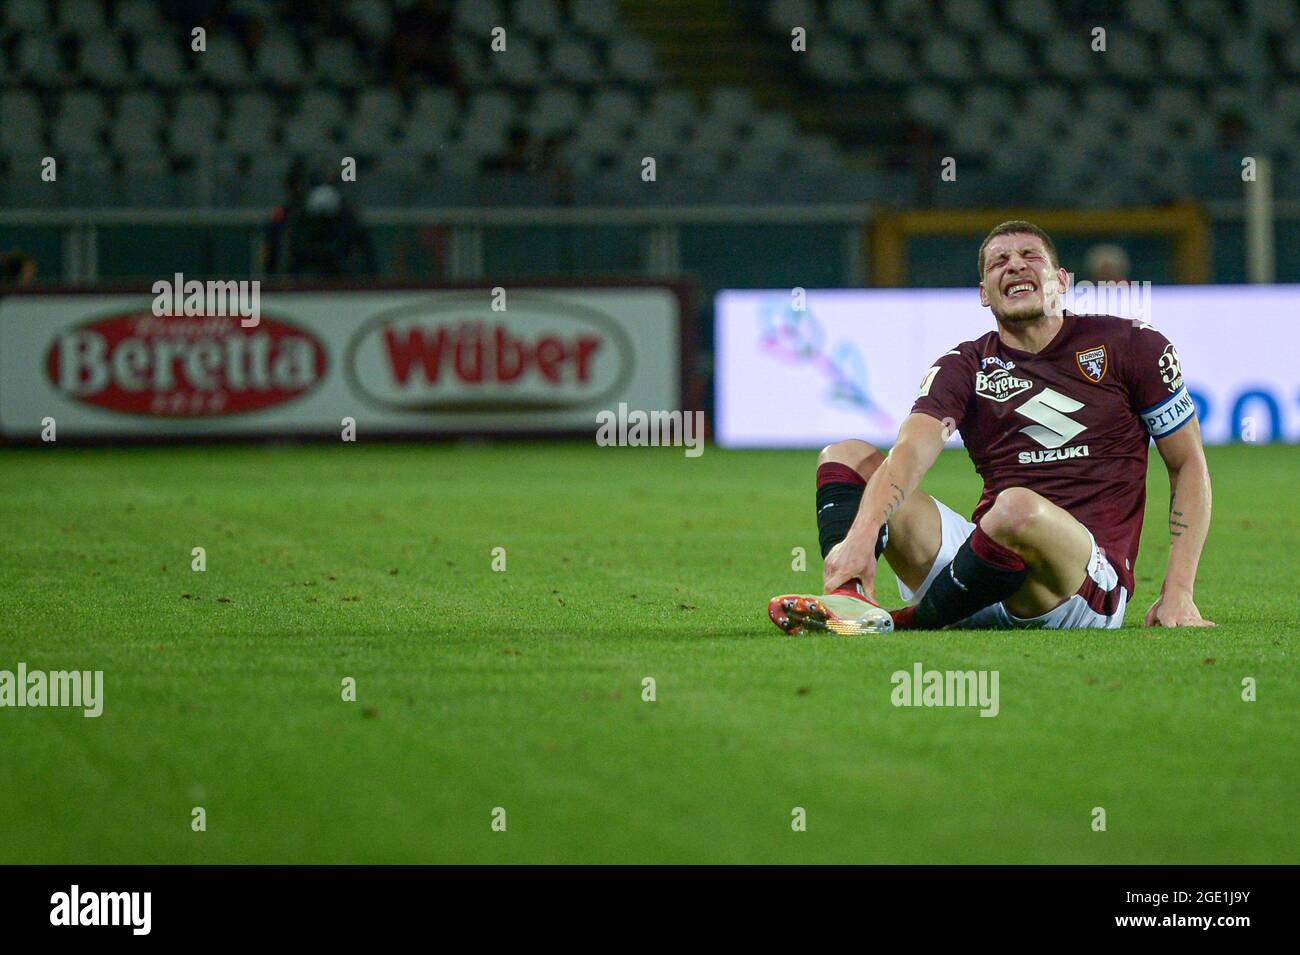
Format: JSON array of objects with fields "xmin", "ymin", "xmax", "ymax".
[{"xmin": 1140, "ymin": 385, "xmax": 1195, "ymax": 438}]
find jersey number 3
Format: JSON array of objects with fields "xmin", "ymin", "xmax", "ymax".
[{"xmin": 1015, "ymin": 388, "xmax": 1086, "ymax": 449}]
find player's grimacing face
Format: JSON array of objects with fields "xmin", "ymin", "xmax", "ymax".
[{"xmin": 978, "ymin": 233, "xmax": 1069, "ymax": 325}]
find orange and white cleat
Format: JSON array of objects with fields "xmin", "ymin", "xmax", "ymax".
[{"xmin": 767, "ymin": 586, "xmax": 894, "ymax": 636}]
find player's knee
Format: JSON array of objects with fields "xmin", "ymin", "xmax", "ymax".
[
  {"xmin": 983, "ymin": 487, "xmax": 1046, "ymax": 543},
  {"xmin": 818, "ymin": 439, "xmax": 882, "ymax": 477}
]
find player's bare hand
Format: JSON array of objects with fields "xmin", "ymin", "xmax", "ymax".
[
  {"xmin": 1144, "ymin": 591, "xmax": 1214, "ymax": 627},
  {"xmin": 822, "ymin": 536, "xmax": 876, "ymax": 599}
]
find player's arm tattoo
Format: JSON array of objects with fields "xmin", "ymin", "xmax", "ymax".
[
  {"xmin": 1169, "ymin": 492, "xmax": 1189, "ymax": 538},
  {"xmin": 881, "ymin": 482, "xmax": 905, "ymax": 523}
]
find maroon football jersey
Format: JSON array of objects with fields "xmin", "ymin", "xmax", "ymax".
[{"xmin": 911, "ymin": 311, "xmax": 1194, "ymax": 594}]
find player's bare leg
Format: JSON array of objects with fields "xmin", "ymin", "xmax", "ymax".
[
  {"xmin": 819, "ymin": 445, "xmax": 1094, "ymax": 610},
  {"xmin": 977, "ymin": 487, "xmax": 1094, "ymax": 618},
  {"xmin": 891, "ymin": 485, "xmax": 1096, "ymax": 629}
]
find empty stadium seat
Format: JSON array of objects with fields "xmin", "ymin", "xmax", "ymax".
[
  {"xmin": 134, "ymin": 37, "xmax": 190, "ymax": 87},
  {"xmin": 979, "ymin": 32, "xmax": 1033, "ymax": 80},
  {"xmin": 256, "ymin": 33, "xmax": 308, "ymax": 88},
  {"xmin": 828, "ymin": 0, "xmax": 876, "ymax": 36},
  {"xmin": 411, "ymin": 87, "xmax": 459, "ymax": 126},
  {"xmin": 78, "ymin": 33, "xmax": 131, "ymax": 88},
  {"xmin": 346, "ymin": 0, "xmax": 393, "ymax": 42},
  {"xmin": 923, "ymin": 36, "xmax": 975, "ymax": 81},
  {"xmin": 515, "ymin": 0, "xmax": 563, "ymax": 38},
  {"xmin": 313, "ymin": 38, "xmax": 364, "ymax": 88},
  {"xmin": 453, "ymin": 0, "xmax": 503, "ymax": 35},
  {"xmin": 199, "ymin": 37, "xmax": 251, "ymax": 88},
  {"xmin": 111, "ymin": 91, "xmax": 166, "ymax": 154},
  {"xmin": 16, "ymin": 35, "xmax": 67, "ymax": 85},
  {"xmin": 767, "ymin": 0, "xmax": 820, "ymax": 32},
  {"xmin": 5, "ymin": 0, "xmax": 50, "ymax": 31},
  {"xmin": 570, "ymin": 0, "xmax": 621, "ymax": 38},
  {"xmin": 1162, "ymin": 34, "xmax": 1215, "ymax": 81},
  {"xmin": 528, "ymin": 87, "xmax": 584, "ymax": 136},
  {"xmin": 58, "ymin": 0, "xmax": 107, "ymax": 35},
  {"xmin": 607, "ymin": 38, "xmax": 659, "ymax": 84},
  {"xmin": 114, "ymin": 0, "xmax": 163, "ymax": 35},
  {"xmin": 550, "ymin": 39, "xmax": 602, "ymax": 84},
  {"xmin": 51, "ymin": 91, "xmax": 109, "ymax": 152},
  {"xmin": 861, "ymin": 38, "xmax": 912, "ymax": 83},
  {"xmin": 808, "ymin": 36, "xmax": 856, "ymax": 85},
  {"xmin": 0, "ymin": 91, "xmax": 45, "ymax": 155}
]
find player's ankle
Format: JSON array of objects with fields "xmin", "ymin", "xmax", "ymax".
[
  {"xmin": 830, "ymin": 577, "xmax": 865, "ymax": 598},
  {"xmin": 890, "ymin": 606, "xmax": 917, "ymax": 630}
]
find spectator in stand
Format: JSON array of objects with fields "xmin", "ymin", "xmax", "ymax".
[
  {"xmin": 484, "ymin": 125, "xmax": 536, "ymax": 174},
  {"xmin": 1, "ymin": 251, "xmax": 38, "ymax": 288},
  {"xmin": 389, "ymin": 0, "xmax": 464, "ymax": 101},
  {"xmin": 485, "ymin": 126, "xmax": 569, "ymax": 175},
  {"xmin": 1191, "ymin": 110, "xmax": 1255, "ymax": 200},
  {"xmin": 1084, "ymin": 244, "xmax": 1132, "ymax": 285},
  {"xmin": 263, "ymin": 159, "xmax": 309, "ymax": 276},
  {"xmin": 282, "ymin": 171, "xmax": 378, "ymax": 278}
]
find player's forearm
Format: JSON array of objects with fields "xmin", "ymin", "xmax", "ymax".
[
  {"xmin": 1163, "ymin": 461, "xmax": 1211, "ymax": 595},
  {"xmin": 852, "ymin": 454, "xmax": 910, "ymax": 538},
  {"xmin": 842, "ymin": 415, "xmax": 946, "ymax": 552},
  {"xmin": 848, "ymin": 439, "xmax": 929, "ymax": 543}
]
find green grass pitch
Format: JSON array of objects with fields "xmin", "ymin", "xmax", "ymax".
[{"xmin": 0, "ymin": 440, "xmax": 1295, "ymax": 864}]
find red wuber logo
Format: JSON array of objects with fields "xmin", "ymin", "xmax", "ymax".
[
  {"xmin": 347, "ymin": 296, "xmax": 632, "ymax": 412},
  {"xmin": 46, "ymin": 310, "xmax": 326, "ymax": 416}
]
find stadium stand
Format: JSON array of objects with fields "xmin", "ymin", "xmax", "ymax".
[
  {"xmin": 0, "ymin": 1, "xmax": 1296, "ymax": 284},
  {"xmin": 0, "ymin": 0, "xmax": 862, "ymax": 207},
  {"xmin": 3, "ymin": 0, "xmax": 1291, "ymax": 210},
  {"xmin": 753, "ymin": 0, "xmax": 1296, "ymax": 205}
]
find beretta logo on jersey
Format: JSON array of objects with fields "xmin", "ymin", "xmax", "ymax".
[
  {"xmin": 346, "ymin": 293, "xmax": 633, "ymax": 412},
  {"xmin": 1076, "ymin": 345, "xmax": 1108, "ymax": 383},
  {"xmin": 974, "ymin": 366, "xmax": 1033, "ymax": 403},
  {"xmin": 46, "ymin": 309, "xmax": 326, "ymax": 416}
]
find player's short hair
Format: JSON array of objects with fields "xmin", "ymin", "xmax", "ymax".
[{"xmin": 977, "ymin": 220, "xmax": 1060, "ymax": 278}]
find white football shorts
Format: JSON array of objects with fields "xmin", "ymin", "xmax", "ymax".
[{"xmin": 895, "ymin": 497, "xmax": 1128, "ymax": 630}]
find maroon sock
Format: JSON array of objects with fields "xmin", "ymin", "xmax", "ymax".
[
  {"xmin": 968, "ymin": 525, "xmax": 1028, "ymax": 571},
  {"xmin": 890, "ymin": 605, "xmax": 917, "ymax": 630},
  {"xmin": 815, "ymin": 462, "xmax": 865, "ymax": 489}
]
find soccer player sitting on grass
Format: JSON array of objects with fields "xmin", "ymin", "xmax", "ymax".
[{"xmin": 769, "ymin": 221, "xmax": 1214, "ymax": 635}]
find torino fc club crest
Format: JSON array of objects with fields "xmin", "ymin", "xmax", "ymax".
[{"xmin": 1075, "ymin": 345, "xmax": 1108, "ymax": 383}]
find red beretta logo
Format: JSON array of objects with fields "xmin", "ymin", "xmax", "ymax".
[{"xmin": 46, "ymin": 310, "xmax": 327, "ymax": 416}]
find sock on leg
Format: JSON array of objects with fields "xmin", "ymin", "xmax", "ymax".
[
  {"xmin": 894, "ymin": 525, "xmax": 1028, "ymax": 630},
  {"xmin": 815, "ymin": 463, "xmax": 888, "ymax": 562},
  {"xmin": 815, "ymin": 462, "xmax": 888, "ymax": 597}
]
